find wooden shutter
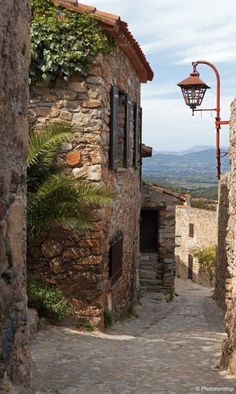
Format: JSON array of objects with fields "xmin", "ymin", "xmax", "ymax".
[
  {"xmin": 133, "ymin": 103, "xmax": 139, "ymax": 168},
  {"xmin": 110, "ymin": 86, "xmax": 119, "ymax": 170},
  {"xmin": 139, "ymin": 107, "xmax": 143, "ymax": 183},
  {"xmin": 109, "ymin": 235, "xmax": 123, "ymax": 285},
  {"xmin": 124, "ymin": 94, "xmax": 131, "ymax": 168},
  {"xmin": 189, "ymin": 223, "xmax": 194, "ymax": 237}
]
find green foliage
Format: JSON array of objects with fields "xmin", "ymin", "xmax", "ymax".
[
  {"xmin": 28, "ymin": 277, "xmax": 70, "ymax": 320},
  {"xmin": 127, "ymin": 305, "xmax": 138, "ymax": 318},
  {"xmin": 37, "ymin": 317, "xmax": 47, "ymax": 330},
  {"xmin": 30, "ymin": 0, "xmax": 114, "ymax": 83},
  {"xmin": 192, "ymin": 246, "xmax": 216, "ymax": 281},
  {"xmin": 77, "ymin": 318, "xmax": 94, "ymax": 332},
  {"xmin": 137, "ymin": 288, "xmax": 143, "ymax": 304},
  {"xmin": 27, "ymin": 123, "xmax": 114, "ymax": 242},
  {"xmin": 191, "ymin": 199, "xmax": 217, "ymax": 211},
  {"xmin": 104, "ymin": 308, "xmax": 113, "ymax": 328},
  {"xmin": 28, "ymin": 122, "xmax": 73, "ymax": 170}
]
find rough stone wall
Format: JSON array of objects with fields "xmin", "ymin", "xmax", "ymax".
[
  {"xmin": 175, "ymin": 205, "xmax": 217, "ymax": 286},
  {"xmin": 0, "ymin": 1, "xmax": 32, "ymax": 392},
  {"xmin": 215, "ymin": 173, "xmax": 229, "ymax": 309},
  {"xmin": 141, "ymin": 183, "xmax": 184, "ymax": 296},
  {"xmin": 28, "ymin": 47, "xmax": 141, "ymax": 327},
  {"xmin": 221, "ymin": 99, "xmax": 236, "ymax": 374}
]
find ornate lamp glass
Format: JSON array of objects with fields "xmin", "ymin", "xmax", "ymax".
[{"xmin": 177, "ymin": 71, "xmax": 210, "ymax": 114}]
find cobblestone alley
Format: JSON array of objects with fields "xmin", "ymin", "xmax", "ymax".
[{"xmin": 32, "ymin": 279, "xmax": 236, "ymax": 394}]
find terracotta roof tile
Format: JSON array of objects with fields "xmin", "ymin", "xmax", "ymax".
[
  {"xmin": 50, "ymin": 0, "xmax": 154, "ymax": 82},
  {"xmin": 143, "ymin": 182, "xmax": 186, "ymax": 202}
]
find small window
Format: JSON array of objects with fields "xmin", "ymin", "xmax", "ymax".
[
  {"xmin": 109, "ymin": 234, "xmax": 123, "ymax": 285},
  {"xmin": 189, "ymin": 223, "xmax": 194, "ymax": 237},
  {"xmin": 110, "ymin": 86, "xmax": 131, "ymax": 169}
]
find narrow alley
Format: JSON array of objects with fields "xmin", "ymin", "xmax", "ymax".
[{"xmin": 32, "ymin": 279, "xmax": 236, "ymax": 394}]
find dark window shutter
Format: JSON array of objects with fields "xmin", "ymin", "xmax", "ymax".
[
  {"xmin": 110, "ymin": 86, "xmax": 119, "ymax": 170},
  {"xmin": 109, "ymin": 235, "xmax": 123, "ymax": 285},
  {"xmin": 189, "ymin": 223, "xmax": 194, "ymax": 237},
  {"xmin": 133, "ymin": 103, "xmax": 139, "ymax": 168},
  {"xmin": 124, "ymin": 94, "xmax": 131, "ymax": 168},
  {"xmin": 139, "ymin": 107, "xmax": 143, "ymax": 182}
]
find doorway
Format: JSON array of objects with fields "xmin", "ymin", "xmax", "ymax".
[{"xmin": 140, "ymin": 209, "xmax": 158, "ymax": 252}]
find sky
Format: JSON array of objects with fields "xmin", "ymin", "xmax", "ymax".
[{"xmin": 82, "ymin": 0, "xmax": 236, "ymax": 151}]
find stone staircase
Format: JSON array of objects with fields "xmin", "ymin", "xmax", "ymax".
[{"xmin": 139, "ymin": 253, "xmax": 164, "ymax": 292}]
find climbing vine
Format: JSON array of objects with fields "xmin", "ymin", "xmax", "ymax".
[
  {"xmin": 30, "ymin": 0, "xmax": 114, "ymax": 83},
  {"xmin": 193, "ymin": 246, "xmax": 216, "ymax": 281}
]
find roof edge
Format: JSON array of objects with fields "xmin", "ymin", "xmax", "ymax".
[
  {"xmin": 50, "ymin": 0, "xmax": 154, "ymax": 82},
  {"xmin": 142, "ymin": 181, "xmax": 186, "ymax": 202}
]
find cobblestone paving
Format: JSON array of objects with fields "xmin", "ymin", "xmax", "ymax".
[{"xmin": 32, "ymin": 279, "xmax": 236, "ymax": 394}]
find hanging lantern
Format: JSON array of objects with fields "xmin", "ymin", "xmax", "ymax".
[{"xmin": 177, "ymin": 70, "xmax": 210, "ymax": 114}]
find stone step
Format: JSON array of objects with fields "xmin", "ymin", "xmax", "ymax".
[
  {"xmin": 140, "ymin": 253, "xmax": 158, "ymax": 258},
  {"xmin": 140, "ymin": 278, "xmax": 163, "ymax": 287},
  {"xmin": 141, "ymin": 285, "xmax": 165, "ymax": 292},
  {"xmin": 140, "ymin": 259, "xmax": 158, "ymax": 264},
  {"xmin": 139, "ymin": 269, "xmax": 157, "ymax": 280},
  {"xmin": 139, "ymin": 271, "xmax": 164, "ymax": 281},
  {"xmin": 139, "ymin": 264, "xmax": 157, "ymax": 272},
  {"xmin": 140, "ymin": 257, "xmax": 158, "ymax": 263}
]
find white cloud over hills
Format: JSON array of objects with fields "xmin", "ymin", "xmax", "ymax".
[{"xmin": 81, "ymin": 0, "xmax": 236, "ymax": 150}]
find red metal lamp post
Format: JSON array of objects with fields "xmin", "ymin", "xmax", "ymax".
[{"xmin": 178, "ymin": 60, "xmax": 229, "ymax": 179}]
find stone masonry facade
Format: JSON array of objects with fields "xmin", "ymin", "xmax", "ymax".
[
  {"xmin": 215, "ymin": 173, "xmax": 229, "ymax": 309},
  {"xmin": 220, "ymin": 99, "xmax": 236, "ymax": 374},
  {"xmin": 175, "ymin": 204, "xmax": 217, "ymax": 287},
  {"xmin": 0, "ymin": 1, "xmax": 32, "ymax": 393},
  {"xmin": 28, "ymin": 45, "xmax": 145, "ymax": 328},
  {"xmin": 140, "ymin": 182, "xmax": 185, "ymax": 297}
]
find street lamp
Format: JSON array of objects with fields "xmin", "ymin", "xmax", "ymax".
[{"xmin": 178, "ymin": 60, "xmax": 229, "ymax": 179}]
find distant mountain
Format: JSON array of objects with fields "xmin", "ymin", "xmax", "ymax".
[
  {"xmin": 155, "ymin": 145, "xmax": 229, "ymax": 156},
  {"xmin": 142, "ymin": 147, "xmax": 230, "ymax": 198},
  {"xmin": 179, "ymin": 145, "xmax": 219, "ymax": 155}
]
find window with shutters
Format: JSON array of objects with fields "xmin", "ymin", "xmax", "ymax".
[
  {"xmin": 189, "ymin": 223, "xmax": 194, "ymax": 238},
  {"xmin": 110, "ymin": 86, "xmax": 131, "ymax": 169},
  {"xmin": 109, "ymin": 234, "xmax": 123, "ymax": 285},
  {"xmin": 133, "ymin": 104, "xmax": 142, "ymax": 168}
]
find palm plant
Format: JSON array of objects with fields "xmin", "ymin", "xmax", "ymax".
[{"xmin": 27, "ymin": 123, "xmax": 114, "ymax": 242}]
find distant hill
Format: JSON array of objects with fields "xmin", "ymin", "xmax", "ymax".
[
  {"xmin": 142, "ymin": 147, "xmax": 230, "ymax": 199},
  {"xmin": 154, "ymin": 145, "xmax": 229, "ymax": 156}
]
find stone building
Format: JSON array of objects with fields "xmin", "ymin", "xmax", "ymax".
[
  {"xmin": 0, "ymin": 1, "xmax": 32, "ymax": 393},
  {"xmin": 220, "ymin": 99, "xmax": 236, "ymax": 374},
  {"xmin": 28, "ymin": 1, "xmax": 153, "ymax": 328},
  {"xmin": 175, "ymin": 204, "xmax": 217, "ymax": 287},
  {"xmin": 140, "ymin": 182, "xmax": 185, "ymax": 297},
  {"xmin": 215, "ymin": 173, "xmax": 229, "ymax": 309}
]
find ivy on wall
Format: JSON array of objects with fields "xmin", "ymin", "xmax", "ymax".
[{"xmin": 30, "ymin": 0, "xmax": 114, "ymax": 83}]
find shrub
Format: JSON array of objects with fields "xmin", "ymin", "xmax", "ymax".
[
  {"xmin": 104, "ymin": 308, "xmax": 113, "ymax": 328},
  {"xmin": 27, "ymin": 123, "xmax": 114, "ymax": 242},
  {"xmin": 192, "ymin": 246, "xmax": 216, "ymax": 281},
  {"xmin": 28, "ymin": 277, "xmax": 71, "ymax": 321},
  {"xmin": 137, "ymin": 288, "xmax": 143, "ymax": 303},
  {"xmin": 77, "ymin": 318, "xmax": 94, "ymax": 332},
  {"xmin": 30, "ymin": 0, "xmax": 114, "ymax": 83},
  {"xmin": 127, "ymin": 305, "xmax": 138, "ymax": 318}
]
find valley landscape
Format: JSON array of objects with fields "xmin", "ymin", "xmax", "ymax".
[{"xmin": 142, "ymin": 146, "xmax": 229, "ymax": 199}]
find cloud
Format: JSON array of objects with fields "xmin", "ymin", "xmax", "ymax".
[
  {"xmin": 80, "ymin": 0, "xmax": 235, "ymax": 150},
  {"xmin": 84, "ymin": 0, "xmax": 236, "ymax": 65},
  {"xmin": 141, "ymin": 95, "xmax": 231, "ymax": 151}
]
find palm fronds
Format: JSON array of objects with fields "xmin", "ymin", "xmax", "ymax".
[
  {"xmin": 28, "ymin": 123, "xmax": 73, "ymax": 168},
  {"xmin": 27, "ymin": 123, "xmax": 114, "ymax": 242}
]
